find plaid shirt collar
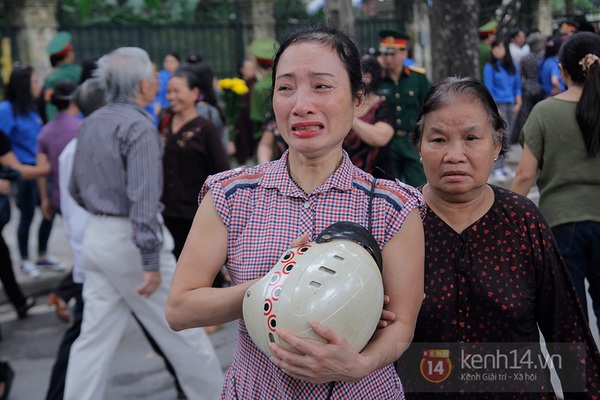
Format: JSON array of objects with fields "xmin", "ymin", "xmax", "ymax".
[{"xmin": 261, "ymin": 149, "xmax": 355, "ymax": 197}]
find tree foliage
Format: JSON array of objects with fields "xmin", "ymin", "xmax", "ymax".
[
  {"xmin": 552, "ymin": 0, "xmax": 599, "ymax": 16},
  {"xmin": 58, "ymin": 0, "xmax": 237, "ymax": 24}
]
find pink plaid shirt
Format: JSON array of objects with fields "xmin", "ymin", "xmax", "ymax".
[{"xmin": 202, "ymin": 150, "xmax": 425, "ymax": 399}]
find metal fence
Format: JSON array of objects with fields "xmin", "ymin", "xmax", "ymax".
[
  {"xmin": 60, "ymin": 18, "xmax": 400, "ymax": 78},
  {"xmin": 63, "ymin": 21, "xmax": 245, "ymax": 79}
]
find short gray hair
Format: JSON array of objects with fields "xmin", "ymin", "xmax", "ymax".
[
  {"xmin": 97, "ymin": 47, "xmax": 154, "ymax": 102},
  {"xmin": 74, "ymin": 78, "xmax": 106, "ymax": 117},
  {"xmin": 410, "ymin": 77, "xmax": 508, "ymax": 156}
]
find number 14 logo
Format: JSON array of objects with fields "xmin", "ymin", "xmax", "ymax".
[{"xmin": 420, "ymin": 349, "xmax": 452, "ymax": 383}]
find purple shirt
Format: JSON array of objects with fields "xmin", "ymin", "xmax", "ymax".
[{"xmin": 37, "ymin": 112, "xmax": 81, "ymax": 210}]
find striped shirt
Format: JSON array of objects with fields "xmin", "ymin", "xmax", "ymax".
[
  {"xmin": 202, "ymin": 150, "xmax": 425, "ymax": 399},
  {"xmin": 70, "ymin": 99, "xmax": 164, "ymax": 271}
]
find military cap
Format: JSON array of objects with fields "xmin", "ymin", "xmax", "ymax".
[
  {"xmin": 478, "ymin": 21, "xmax": 498, "ymax": 37},
  {"xmin": 250, "ymin": 37, "xmax": 279, "ymax": 66},
  {"xmin": 559, "ymin": 20, "xmax": 578, "ymax": 35},
  {"xmin": 46, "ymin": 31, "xmax": 74, "ymax": 57},
  {"xmin": 378, "ymin": 29, "xmax": 410, "ymax": 53}
]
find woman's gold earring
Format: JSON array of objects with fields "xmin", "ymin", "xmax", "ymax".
[
  {"xmin": 493, "ymin": 157, "xmax": 498, "ymax": 162},
  {"xmin": 419, "ymin": 157, "xmax": 422, "ymax": 163}
]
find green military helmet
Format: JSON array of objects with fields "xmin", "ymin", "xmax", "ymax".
[
  {"xmin": 46, "ymin": 31, "xmax": 74, "ymax": 56},
  {"xmin": 478, "ymin": 21, "xmax": 498, "ymax": 38},
  {"xmin": 250, "ymin": 37, "xmax": 280, "ymax": 66}
]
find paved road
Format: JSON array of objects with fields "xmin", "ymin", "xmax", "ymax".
[{"xmin": 0, "ymin": 300, "xmax": 236, "ymax": 399}]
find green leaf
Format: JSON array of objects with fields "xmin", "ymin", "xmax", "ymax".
[
  {"xmin": 76, "ymin": 0, "xmax": 94, "ymax": 18},
  {"xmin": 145, "ymin": 0, "xmax": 161, "ymax": 10}
]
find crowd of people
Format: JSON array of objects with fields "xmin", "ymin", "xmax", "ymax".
[{"xmin": 0, "ymin": 16, "xmax": 599, "ymax": 400}]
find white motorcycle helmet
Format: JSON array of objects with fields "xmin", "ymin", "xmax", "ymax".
[{"xmin": 242, "ymin": 221, "xmax": 384, "ymax": 357}]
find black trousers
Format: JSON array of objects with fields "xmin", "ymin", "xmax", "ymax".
[{"xmin": 0, "ymin": 224, "xmax": 27, "ymax": 310}]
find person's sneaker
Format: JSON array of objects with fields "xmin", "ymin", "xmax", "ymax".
[
  {"xmin": 36, "ymin": 256, "xmax": 66, "ymax": 271},
  {"xmin": 20, "ymin": 261, "xmax": 41, "ymax": 278}
]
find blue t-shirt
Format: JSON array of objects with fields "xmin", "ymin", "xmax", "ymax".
[
  {"xmin": 538, "ymin": 56, "xmax": 566, "ymax": 96},
  {"xmin": 0, "ymin": 100, "xmax": 43, "ymax": 164},
  {"xmin": 155, "ymin": 69, "xmax": 172, "ymax": 109},
  {"xmin": 483, "ymin": 61, "xmax": 522, "ymax": 104}
]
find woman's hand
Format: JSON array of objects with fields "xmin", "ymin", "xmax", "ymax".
[
  {"xmin": 378, "ymin": 295, "xmax": 396, "ymax": 328},
  {"xmin": 41, "ymin": 198, "xmax": 54, "ymax": 220},
  {"xmin": 269, "ymin": 321, "xmax": 373, "ymax": 384},
  {"xmin": 290, "ymin": 233, "xmax": 310, "ymax": 248},
  {"xmin": 512, "ymin": 102, "xmax": 521, "ymax": 117},
  {"xmin": 0, "ymin": 179, "xmax": 10, "ymax": 196}
]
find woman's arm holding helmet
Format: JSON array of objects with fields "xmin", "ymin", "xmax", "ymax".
[
  {"xmin": 269, "ymin": 209, "xmax": 425, "ymax": 384},
  {"xmin": 166, "ymin": 190, "xmax": 255, "ymax": 331}
]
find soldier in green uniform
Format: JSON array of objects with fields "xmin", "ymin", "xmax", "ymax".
[
  {"xmin": 377, "ymin": 29, "xmax": 429, "ymax": 187},
  {"xmin": 478, "ymin": 21, "xmax": 498, "ymax": 79},
  {"xmin": 249, "ymin": 37, "xmax": 279, "ymax": 142},
  {"xmin": 44, "ymin": 32, "xmax": 82, "ymax": 122}
]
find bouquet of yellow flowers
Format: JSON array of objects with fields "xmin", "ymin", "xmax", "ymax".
[{"xmin": 218, "ymin": 78, "xmax": 249, "ymax": 128}]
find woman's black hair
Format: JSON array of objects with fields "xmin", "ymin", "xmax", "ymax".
[
  {"xmin": 360, "ymin": 54, "xmax": 384, "ymax": 94},
  {"xmin": 489, "ymin": 37, "xmax": 516, "ymax": 75},
  {"xmin": 5, "ymin": 64, "xmax": 37, "ymax": 116},
  {"xmin": 559, "ymin": 32, "xmax": 600, "ymax": 156},
  {"xmin": 177, "ymin": 62, "xmax": 225, "ymax": 123},
  {"xmin": 80, "ymin": 58, "xmax": 99, "ymax": 83},
  {"xmin": 164, "ymin": 52, "xmax": 181, "ymax": 63},
  {"xmin": 50, "ymin": 80, "xmax": 77, "ymax": 111},
  {"xmin": 543, "ymin": 36, "xmax": 562, "ymax": 60},
  {"xmin": 410, "ymin": 77, "xmax": 508, "ymax": 156},
  {"xmin": 171, "ymin": 69, "xmax": 200, "ymax": 93},
  {"xmin": 270, "ymin": 23, "xmax": 364, "ymax": 101}
]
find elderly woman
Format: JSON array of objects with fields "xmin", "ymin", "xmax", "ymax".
[
  {"xmin": 395, "ymin": 77, "xmax": 600, "ymax": 398},
  {"xmin": 167, "ymin": 24, "xmax": 425, "ymax": 399}
]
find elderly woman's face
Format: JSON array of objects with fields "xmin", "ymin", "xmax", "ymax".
[
  {"xmin": 273, "ymin": 42, "xmax": 358, "ymax": 158},
  {"xmin": 419, "ymin": 96, "xmax": 501, "ymax": 197}
]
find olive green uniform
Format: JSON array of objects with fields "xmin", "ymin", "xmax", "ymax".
[
  {"xmin": 249, "ymin": 72, "xmax": 272, "ymax": 140},
  {"xmin": 378, "ymin": 65, "xmax": 430, "ymax": 187},
  {"xmin": 44, "ymin": 63, "xmax": 82, "ymax": 121},
  {"xmin": 478, "ymin": 42, "xmax": 492, "ymax": 79}
]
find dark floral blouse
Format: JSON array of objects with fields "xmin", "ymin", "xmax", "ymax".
[
  {"xmin": 159, "ymin": 113, "xmax": 230, "ymax": 220},
  {"xmin": 397, "ymin": 186, "xmax": 600, "ymax": 399}
]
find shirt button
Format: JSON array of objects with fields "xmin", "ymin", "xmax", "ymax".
[
  {"xmin": 409, "ymin": 91, "xmax": 414, "ymax": 96},
  {"xmin": 395, "ymin": 93, "xmax": 400, "ymax": 99},
  {"xmin": 396, "ymin": 106, "xmax": 401, "ymax": 111},
  {"xmin": 396, "ymin": 119, "xmax": 401, "ymax": 124},
  {"xmin": 303, "ymin": 201, "xmax": 310, "ymax": 209},
  {"xmin": 458, "ymin": 267, "xmax": 467, "ymax": 275}
]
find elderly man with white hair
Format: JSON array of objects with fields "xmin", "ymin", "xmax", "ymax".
[{"xmin": 65, "ymin": 47, "xmax": 223, "ymax": 400}]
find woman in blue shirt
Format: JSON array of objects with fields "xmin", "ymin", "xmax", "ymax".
[
  {"xmin": 0, "ymin": 64, "xmax": 55, "ymax": 277},
  {"xmin": 538, "ymin": 36, "xmax": 566, "ymax": 97},
  {"xmin": 484, "ymin": 38, "xmax": 522, "ymax": 181}
]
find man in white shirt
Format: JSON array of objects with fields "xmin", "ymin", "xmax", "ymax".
[{"xmin": 509, "ymin": 27, "xmax": 530, "ymax": 68}]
